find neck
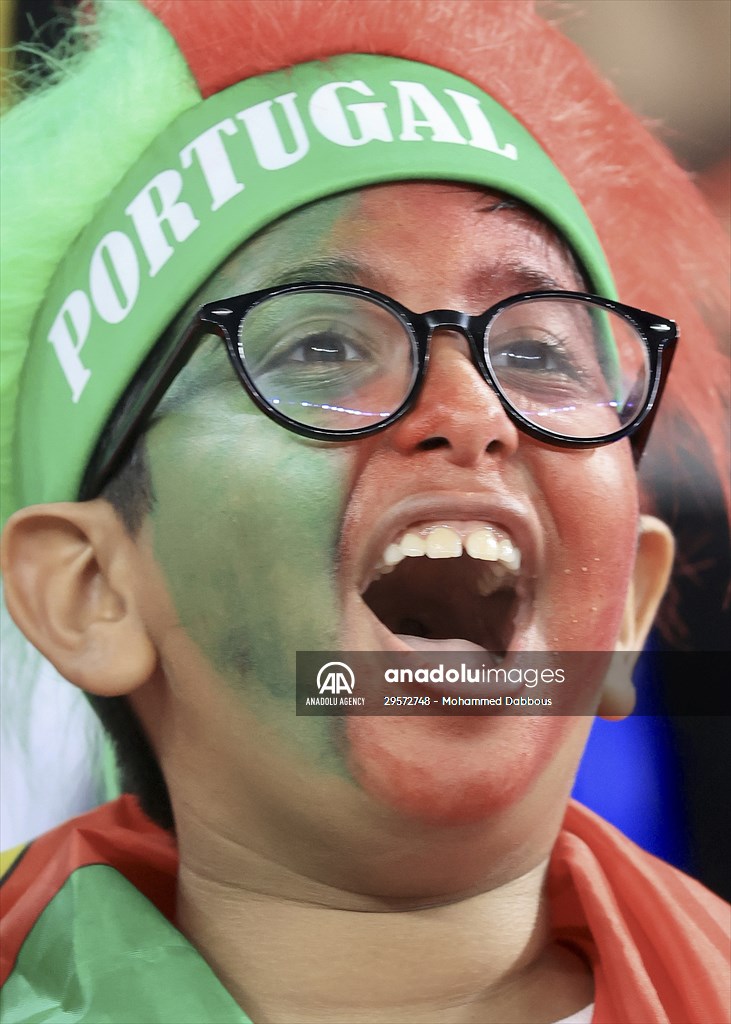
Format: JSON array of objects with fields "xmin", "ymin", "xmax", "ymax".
[{"xmin": 175, "ymin": 829, "xmax": 593, "ymax": 1024}]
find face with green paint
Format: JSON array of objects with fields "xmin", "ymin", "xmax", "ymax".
[{"xmin": 129, "ymin": 182, "xmax": 659, "ymax": 894}]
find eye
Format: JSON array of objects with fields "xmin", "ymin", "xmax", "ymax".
[
  {"xmin": 246, "ymin": 315, "xmax": 375, "ymax": 375},
  {"xmin": 490, "ymin": 334, "xmax": 583, "ymax": 379},
  {"xmin": 284, "ymin": 330, "xmax": 365, "ymax": 364}
]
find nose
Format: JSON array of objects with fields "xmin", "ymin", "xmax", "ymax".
[{"xmin": 388, "ymin": 329, "xmax": 520, "ymax": 465}]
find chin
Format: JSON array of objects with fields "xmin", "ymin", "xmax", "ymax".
[{"xmin": 344, "ymin": 714, "xmax": 573, "ymax": 826}]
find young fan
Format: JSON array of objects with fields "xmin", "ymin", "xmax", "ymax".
[{"xmin": 1, "ymin": 2, "xmax": 728, "ymax": 1022}]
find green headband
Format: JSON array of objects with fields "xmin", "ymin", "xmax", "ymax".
[{"xmin": 9, "ymin": 54, "xmax": 615, "ymax": 517}]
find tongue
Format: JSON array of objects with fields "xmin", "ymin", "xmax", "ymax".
[{"xmin": 396, "ymin": 634, "xmax": 489, "ymax": 652}]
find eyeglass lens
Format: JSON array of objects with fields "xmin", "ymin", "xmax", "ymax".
[
  {"xmin": 484, "ymin": 298, "xmax": 649, "ymax": 439},
  {"xmin": 237, "ymin": 290, "xmax": 650, "ymax": 440}
]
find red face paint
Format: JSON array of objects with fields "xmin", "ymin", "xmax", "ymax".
[
  {"xmin": 346, "ymin": 716, "xmax": 573, "ymax": 824},
  {"xmin": 332, "ymin": 184, "xmax": 639, "ymax": 824}
]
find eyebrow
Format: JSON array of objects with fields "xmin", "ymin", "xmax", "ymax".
[
  {"xmin": 264, "ymin": 257, "xmax": 385, "ymax": 290},
  {"xmin": 265, "ymin": 257, "xmax": 580, "ymax": 295},
  {"xmin": 254, "ymin": 252, "xmax": 585, "ymax": 314},
  {"xmin": 476, "ymin": 258, "xmax": 584, "ymax": 294}
]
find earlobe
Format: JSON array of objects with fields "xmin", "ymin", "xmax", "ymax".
[
  {"xmin": 598, "ymin": 514, "xmax": 675, "ymax": 720},
  {"xmin": 1, "ymin": 501, "xmax": 157, "ymax": 696}
]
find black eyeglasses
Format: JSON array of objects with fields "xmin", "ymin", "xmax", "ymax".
[{"xmin": 80, "ymin": 283, "xmax": 677, "ymax": 499}]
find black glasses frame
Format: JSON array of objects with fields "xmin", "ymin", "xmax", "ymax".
[{"xmin": 79, "ymin": 284, "xmax": 678, "ymax": 500}]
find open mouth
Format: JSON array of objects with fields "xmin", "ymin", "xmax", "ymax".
[{"xmin": 361, "ymin": 524, "xmax": 524, "ymax": 659}]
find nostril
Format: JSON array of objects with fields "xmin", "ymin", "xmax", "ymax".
[
  {"xmin": 485, "ymin": 439, "xmax": 503, "ymax": 455},
  {"xmin": 418, "ymin": 436, "xmax": 450, "ymax": 452}
]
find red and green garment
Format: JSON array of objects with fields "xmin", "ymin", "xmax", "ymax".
[
  {"xmin": 1, "ymin": 796, "xmax": 729, "ymax": 1023},
  {"xmin": 0, "ymin": 796, "xmax": 251, "ymax": 1022}
]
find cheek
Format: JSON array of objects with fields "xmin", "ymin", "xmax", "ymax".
[
  {"xmin": 145, "ymin": 403, "xmax": 353, "ymax": 697},
  {"xmin": 540, "ymin": 448, "xmax": 639, "ymax": 649}
]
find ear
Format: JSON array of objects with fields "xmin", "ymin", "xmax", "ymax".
[
  {"xmin": 1, "ymin": 501, "xmax": 157, "ymax": 696},
  {"xmin": 598, "ymin": 514, "xmax": 675, "ymax": 720}
]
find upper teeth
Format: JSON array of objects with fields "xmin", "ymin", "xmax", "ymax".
[{"xmin": 375, "ymin": 523, "xmax": 521, "ymax": 581}]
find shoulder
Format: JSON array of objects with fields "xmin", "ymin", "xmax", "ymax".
[
  {"xmin": 0, "ymin": 798, "xmax": 250, "ymax": 1022},
  {"xmin": 1, "ymin": 795, "xmax": 177, "ymax": 988},
  {"xmin": 551, "ymin": 800, "xmax": 730, "ymax": 1024},
  {"xmin": 560, "ymin": 798, "xmax": 728, "ymax": 923}
]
